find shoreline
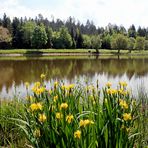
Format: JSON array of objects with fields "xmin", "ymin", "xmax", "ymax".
[{"xmin": 0, "ymin": 49, "xmax": 148, "ymax": 57}]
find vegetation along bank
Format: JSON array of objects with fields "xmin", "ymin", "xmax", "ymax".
[{"xmin": 0, "ymin": 13, "xmax": 148, "ymax": 54}]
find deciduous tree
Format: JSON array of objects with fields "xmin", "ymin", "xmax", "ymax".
[
  {"xmin": 22, "ymin": 21, "xmax": 36, "ymax": 48},
  {"xmin": 91, "ymin": 35, "xmax": 102, "ymax": 53},
  {"xmin": 111, "ymin": 34, "xmax": 128, "ymax": 53},
  {"xmin": 134, "ymin": 37, "xmax": 145, "ymax": 50},
  {"xmin": 31, "ymin": 24, "xmax": 48, "ymax": 49},
  {"xmin": 82, "ymin": 35, "xmax": 91, "ymax": 49}
]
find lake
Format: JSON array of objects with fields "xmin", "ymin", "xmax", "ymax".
[{"xmin": 0, "ymin": 55, "xmax": 148, "ymax": 99}]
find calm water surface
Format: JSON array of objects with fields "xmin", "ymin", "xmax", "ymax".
[{"xmin": 0, "ymin": 55, "xmax": 148, "ymax": 99}]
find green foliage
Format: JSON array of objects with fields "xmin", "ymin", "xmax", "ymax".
[
  {"xmin": 75, "ymin": 28, "xmax": 83, "ymax": 48},
  {"xmin": 31, "ymin": 24, "xmax": 48, "ymax": 49},
  {"xmin": 91, "ymin": 35, "xmax": 102, "ymax": 52},
  {"xmin": 82, "ymin": 34, "xmax": 91, "ymax": 48},
  {"xmin": 111, "ymin": 34, "xmax": 128, "ymax": 53},
  {"xmin": 127, "ymin": 37, "xmax": 135, "ymax": 52},
  {"xmin": 145, "ymin": 40, "xmax": 148, "ymax": 50},
  {"xmin": 12, "ymin": 17, "xmax": 23, "ymax": 48},
  {"xmin": 128, "ymin": 25, "xmax": 136, "ymax": 38},
  {"xmin": 137, "ymin": 27, "xmax": 146, "ymax": 37},
  {"xmin": 21, "ymin": 21, "xmax": 36, "ymax": 48},
  {"xmin": 102, "ymin": 34, "xmax": 111, "ymax": 49},
  {"xmin": 46, "ymin": 27, "xmax": 53, "ymax": 48},
  {"xmin": 134, "ymin": 37, "xmax": 145, "ymax": 50},
  {"xmin": 4, "ymin": 78, "xmax": 147, "ymax": 148},
  {"xmin": 1, "ymin": 13, "xmax": 148, "ymax": 51},
  {"xmin": 52, "ymin": 31, "xmax": 61, "ymax": 49},
  {"xmin": 53, "ymin": 26, "xmax": 72, "ymax": 49},
  {"xmin": 2, "ymin": 13, "xmax": 11, "ymax": 31},
  {"xmin": 0, "ymin": 100, "xmax": 26, "ymax": 147}
]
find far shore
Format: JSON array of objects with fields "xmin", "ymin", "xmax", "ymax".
[{"xmin": 0, "ymin": 49, "xmax": 148, "ymax": 57}]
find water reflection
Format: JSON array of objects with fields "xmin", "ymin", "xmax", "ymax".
[{"xmin": 0, "ymin": 55, "xmax": 148, "ymax": 99}]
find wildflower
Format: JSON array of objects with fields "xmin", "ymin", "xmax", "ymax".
[
  {"xmin": 118, "ymin": 89, "xmax": 124, "ymax": 94},
  {"xmin": 107, "ymin": 89, "xmax": 117, "ymax": 95},
  {"xmin": 60, "ymin": 103, "xmax": 68, "ymax": 110},
  {"xmin": 32, "ymin": 86, "xmax": 37, "ymax": 93},
  {"xmin": 123, "ymin": 113, "xmax": 132, "ymax": 121},
  {"xmin": 74, "ymin": 130, "xmax": 81, "ymax": 139},
  {"xmin": 53, "ymin": 95, "xmax": 58, "ymax": 102},
  {"xmin": 40, "ymin": 73, "xmax": 46, "ymax": 79},
  {"xmin": 61, "ymin": 85, "xmax": 66, "ymax": 90},
  {"xmin": 119, "ymin": 81, "xmax": 127, "ymax": 87},
  {"xmin": 118, "ymin": 89, "xmax": 128, "ymax": 96},
  {"xmin": 65, "ymin": 86, "xmax": 70, "ymax": 91},
  {"xmin": 56, "ymin": 112, "xmax": 63, "ymax": 119},
  {"xmin": 119, "ymin": 99, "xmax": 128, "ymax": 109},
  {"xmin": 79, "ymin": 119, "xmax": 94, "ymax": 127},
  {"xmin": 32, "ymin": 82, "xmax": 42, "ymax": 93},
  {"xmin": 36, "ymin": 103, "xmax": 43, "ymax": 110},
  {"xmin": 40, "ymin": 87, "xmax": 46, "ymax": 92},
  {"xmin": 122, "ymin": 91, "xmax": 128, "ymax": 96},
  {"xmin": 30, "ymin": 103, "xmax": 37, "ymax": 111},
  {"xmin": 30, "ymin": 103, "xmax": 43, "ymax": 111},
  {"xmin": 34, "ymin": 82, "xmax": 41, "ymax": 88},
  {"xmin": 54, "ymin": 81, "xmax": 58, "ymax": 88},
  {"xmin": 69, "ymin": 84, "xmax": 75, "ymax": 89},
  {"xmin": 79, "ymin": 120, "xmax": 85, "ymax": 127},
  {"xmin": 34, "ymin": 129, "xmax": 41, "ymax": 138},
  {"xmin": 38, "ymin": 114, "xmax": 46, "ymax": 122},
  {"xmin": 34, "ymin": 87, "xmax": 45, "ymax": 95},
  {"xmin": 25, "ymin": 82, "xmax": 29, "ymax": 89},
  {"xmin": 106, "ymin": 82, "xmax": 112, "ymax": 88},
  {"xmin": 35, "ymin": 89, "xmax": 42, "ymax": 95},
  {"xmin": 66, "ymin": 114, "xmax": 74, "ymax": 123}
]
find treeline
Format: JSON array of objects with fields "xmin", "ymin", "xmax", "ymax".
[{"xmin": 0, "ymin": 13, "xmax": 148, "ymax": 52}]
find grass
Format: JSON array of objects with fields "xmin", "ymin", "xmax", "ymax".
[
  {"xmin": 0, "ymin": 76, "xmax": 148, "ymax": 148},
  {"xmin": 0, "ymin": 49, "xmax": 93, "ymax": 54},
  {"xmin": 0, "ymin": 99, "xmax": 27, "ymax": 147},
  {"xmin": 0, "ymin": 48, "xmax": 148, "ymax": 56}
]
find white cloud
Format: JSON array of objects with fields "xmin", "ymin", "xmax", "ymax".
[
  {"xmin": 0, "ymin": 0, "xmax": 148, "ymax": 28},
  {"xmin": 0, "ymin": 0, "xmax": 33, "ymax": 18}
]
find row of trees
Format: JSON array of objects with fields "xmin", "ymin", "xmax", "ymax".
[{"xmin": 0, "ymin": 13, "xmax": 148, "ymax": 52}]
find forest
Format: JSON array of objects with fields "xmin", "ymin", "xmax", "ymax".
[{"xmin": 0, "ymin": 13, "xmax": 148, "ymax": 52}]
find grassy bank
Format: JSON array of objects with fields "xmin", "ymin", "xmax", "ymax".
[
  {"xmin": 0, "ymin": 49, "xmax": 148, "ymax": 56},
  {"xmin": 0, "ymin": 76, "xmax": 148, "ymax": 148},
  {"xmin": 0, "ymin": 49, "xmax": 93, "ymax": 54}
]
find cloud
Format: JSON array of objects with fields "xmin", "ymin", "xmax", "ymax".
[
  {"xmin": 0, "ymin": 0, "xmax": 33, "ymax": 18},
  {"xmin": 0, "ymin": 0, "xmax": 148, "ymax": 28}
]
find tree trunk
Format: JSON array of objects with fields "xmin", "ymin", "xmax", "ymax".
[
  {"xmin": 96, "ymin": 49, "xmax": 100, "ymax": 54},
  {"xmin": 129, "ymin": 49, "xmax": 132, "ymax": 53}
]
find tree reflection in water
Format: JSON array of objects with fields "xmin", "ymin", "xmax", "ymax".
[{"xmin": 0, "ymin": 56, "xmax": 148, "ymax": 99}]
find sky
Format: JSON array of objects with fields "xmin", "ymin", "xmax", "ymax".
[{"xmin": 0, "ymin": 0, "xmax": 148, "ymax": 28}]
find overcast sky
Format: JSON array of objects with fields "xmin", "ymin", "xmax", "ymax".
[{"xmin": 0, "ymin": 0, "xmax": 148, "ymax": 28}]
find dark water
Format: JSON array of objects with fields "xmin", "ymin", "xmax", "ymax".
[{"xmin": 0, "ymin": 55, "xmax": 148, "ymax": 99}]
